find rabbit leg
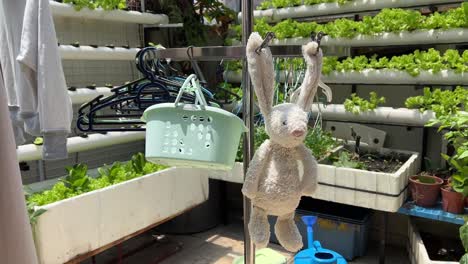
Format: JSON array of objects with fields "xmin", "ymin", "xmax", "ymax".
[
  {"xmin": 274, "ymin": 212, "xmax": 303, "ymax": 252},
  {"xmin": 248, "ymin": 206, "xmax": 270, "ymax": 249}
]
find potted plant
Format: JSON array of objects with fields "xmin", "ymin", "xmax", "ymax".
[
  {"xmin": 427, "ymin": 112, "xmax": 467, "ymax": 214},
  {"xmin": 409, "ymin": 172, "xmax": 444, "ymax": 207},
  {"xmin": 440, "ymin": 152, "xmax": 467, "ymax": 214}
]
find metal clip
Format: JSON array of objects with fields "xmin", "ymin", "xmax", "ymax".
[
  {"xmin": 310, "ymin": 31, "xmax": 325, "ymax": 48},
  {"xmin": 255, "ymin": 32, "xmax": 276, "ymax": 54}
]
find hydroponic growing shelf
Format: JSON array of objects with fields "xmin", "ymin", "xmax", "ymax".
[
  {"xmin": 240, "ymin": 0, "xmax": 464, "ymax": 22},
  {"xmin": 50, "ymin": 1, "xmax": 169, "ymax": 24}
]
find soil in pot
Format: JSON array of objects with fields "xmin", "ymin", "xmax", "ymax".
[
  {"xmin": 441, "ymin": 185, "xmax": 465, "ymax": 214},
  {"xmin": 409, "ymin": 175, "xmax": 443, "ymax": 207},
  {"xmin": 323, "ymin": 148, "xmax": 411, "ymax": 173},
  {"xmin": 420, "ymin": 232, "xmax": 464, "ymax": 261}
]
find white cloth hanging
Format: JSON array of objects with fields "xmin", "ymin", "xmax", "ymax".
[
  {"xmin": 17, "ymin": 0, "xmax": 73, "ymax": 160},
  {"xmin": 0, "ymin": 0, "xmax": 72, "ymax": 160},
  {"xmin": 0, "ymin": 0, "xmax": 27, "ymax": 146},
  {"xmin": 0, "ymin": 66, "xmax": 39, "ymax": 264}
]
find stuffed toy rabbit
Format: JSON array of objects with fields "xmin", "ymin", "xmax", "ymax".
[{"xmin": 242, "ymin": 32, "xmax": 323, "ymax": 252}]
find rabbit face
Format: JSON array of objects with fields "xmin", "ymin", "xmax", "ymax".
[{"xmin": 266, "ymin": 103, "xmax": 308, "ymax": 148}]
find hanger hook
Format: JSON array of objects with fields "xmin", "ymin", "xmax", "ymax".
[{"xmin": 186, "ymin": 46, "xmax": 195, "ymax": 61}]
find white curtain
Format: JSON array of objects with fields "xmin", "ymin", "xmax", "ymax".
[{"xmin": 0, "ymin": 67, "xmax": 38, "ymax": 263}]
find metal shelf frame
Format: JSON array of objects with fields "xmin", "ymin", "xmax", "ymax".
[{"xmin": 150, "ymin": 45, "xmax": 305, "ymax": 61}]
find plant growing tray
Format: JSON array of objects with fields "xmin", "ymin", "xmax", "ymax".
[
  {"xmin": 408, "ymin": 219, "xmax": 461, "ymax": 264},
  {"xmin": 31, "ymin": 168, "xmax": 209, "ymax": 264},
  {"xmin": 314, "ymin": 144, "xmax": 420, "ymax": 212},
  {"xmin": 206, "ymin": 144, "xmax": 419, "ymax": 212}
]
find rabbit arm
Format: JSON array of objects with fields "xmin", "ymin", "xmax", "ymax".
[
  {"xmin": 242, "ymin": 140, "xmax": 272, "ymax": 199},
  {"xmin": 246, "ymin": 32, "xmax": 275, "ymax": 117},
  {"xmin": 297, "ymin": 145, "xmax": 318, "ymax": 196},
  {"xmin": 295, "ymin": 42, "xmax": 323, "ymax": 112}
]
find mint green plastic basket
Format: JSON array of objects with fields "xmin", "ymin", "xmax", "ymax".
[{"xmin": 142, "ymin": 74, "xmax": 247, "ymax": 170}]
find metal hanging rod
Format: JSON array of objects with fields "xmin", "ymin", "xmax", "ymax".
[{"xmin": 148, "ymin": 45, "xmax": 305, "ymax": 61}]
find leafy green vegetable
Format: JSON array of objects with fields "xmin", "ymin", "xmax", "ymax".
[
  {"xmin": 26, "ymin": 153, "xmax": 166, "ymax": 207},
  {"xmin": 257, "ymin": 0, "xmax": 350, "ymax": 10},
  {"xmin": 234, "ymin": 6, "xmax": 468, "ymax": 41},
  {"xmin": 344, "ymin": 92, "xmax": 386, "ymax": 114},
  {"xmin": 33, "ymin": 137, "xmax": 43, "ymax": 146},
  {"xmin": 332, "ymin": 151, "xmax": 366, "ymax": 169},
  {"xmin": 224, "ymin": 49, "xmax": 468, "ymax": 77},
  {"xmin": 405, "ymin": 87, "xmax": 468, "ymax": 116},
  {"xmin": 64, "ymin": 0, "xmax": 127, "ymax": 11}
]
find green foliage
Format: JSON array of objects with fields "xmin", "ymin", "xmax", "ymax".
[
  {"xmin": 237, "ymin": 5, "xmax": 468, "ymax": 40},
  {"xmin": 33, "ymin": 137, "xmax": 43, "ymax": 146},
  {"xmin": 236, "ymin": 126, "xmax": 338, "ymax": 161},
  {"xmin": 224, "ymin": 49, "xmax": 468, "ymax": 77},
  {"xmin": 64, "ymin": 0, "xmax": 126, "ymax": 11},
  {"xmin": 330, "ymin": 49, "xmax": 468, "ymax": 77},
  {"xmin": 257, "ymin": 0, "xmax": 350, "ymax": 9},
  {"xmin": 332, "ymin": 151, "xmax": 366, "ymax": 169},
  {"xmin": 215, "ymin": 83, "xmax": 242, "ymax": 101},
  {"xmin": 26, "ymin": 153, "xmax": 166, "ymax": 207},
  {"xmin": 417, "ymin": 175, "xmax": 437, "ymax": 184},
  {"xmin": 405, "ymin": 87, "xmax": 468, "ymax": 116},
  {"xmin": 344, "ymin": 92, "xmax": 386, "ymax": 114},
  {"xmin": 304, "ymin": 127, "xmax": 339, "ymax": 158},
  {"xmin": 422, "ymin": 87, "xmax": 467, "ymax": 201},
  {"xmin": 460, "ymin": 254, "xmax": 468, "ymax": 264},
  {"xmin": 460, "ymin": 223, "xmax": 468, "ymax": 263}
]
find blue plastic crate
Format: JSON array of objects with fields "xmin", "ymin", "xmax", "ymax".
[{"xmin": 269, "ymin": 198, "xmax": 371, "ymax": 260}]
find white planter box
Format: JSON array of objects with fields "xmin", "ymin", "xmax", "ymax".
[
  {"xmin": 314, "ymin": 145, "xmax": 420, "ymax": 212},
  {"xmin": 33, "ymin": 167, "xmax": 209, "ymax": 264},
  {"xmin": 408, "ymin": 220, "xmax": 457, "ymax": 264},
  {"xmin": 209, "ymin": 146, "xmax": 419, "ymax": 212}
]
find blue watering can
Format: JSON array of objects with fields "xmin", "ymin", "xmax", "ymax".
[{"xmin": 294, "ymin": 216, "xmax": 347, "ymax": 264}]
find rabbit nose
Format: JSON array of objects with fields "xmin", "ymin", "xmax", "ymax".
[{"xmin": 291, "ymin": 129, "xmax": 305, "ymax": 137}]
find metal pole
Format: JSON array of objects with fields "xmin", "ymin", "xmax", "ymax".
[{"xmin": 242, "ymin": 0, "xmax": 255, "ymax": 264}]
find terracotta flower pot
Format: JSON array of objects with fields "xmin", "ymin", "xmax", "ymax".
[
  {"xmin": 409, "ymin": 175, "xmax": 443, "ymax": 207},
  {"xmin": 441, "ymin": 185, "xmax": 465, "ymax": 214}
]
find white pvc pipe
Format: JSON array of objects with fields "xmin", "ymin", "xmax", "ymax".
[
  {"xmin": 50, "ymin": 1, "xmax": 169, "ymax": 24},
  {"xmin": 225, "ymin": 69, "xmax": 468, "ymax": 85},
  {"xmin": 59, "ymin": 45, "xmax": 140, "ymax": 60},
  {"xmin": 241, "ymin": 0, "xmax": 464, "ymax": 22},
  {"xmin": 271, "ymin": 28, "xmax": 468, "ymax": 47},
  {"xmin": 69, "ymin": 88, "xmax": 113, "ymax": 104},
  {"xmin": 311, "ymin": 104, "xmax": 437, "ymax": 126},
  {"xmin": 17, "ymin": 132, "xmax": 145, "ymax": 162},
  {"xmin": 322, "ymin": 69, "xmax": 468, "ymax": 85}
]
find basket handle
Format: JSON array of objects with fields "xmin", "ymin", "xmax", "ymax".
[{"xmin": 175, "ymin": 74, "xmax": 208, "ymax": 109}]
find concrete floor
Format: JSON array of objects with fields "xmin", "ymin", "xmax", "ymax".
[{"xmin": 84, "ymin": 222, "xmax": 410, "ymax": 264}]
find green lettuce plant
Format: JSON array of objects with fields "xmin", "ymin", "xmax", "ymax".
[
  {"xmin": 26, "ymin": 153, "xmax": 166, "ymax": 207},
  {"xmin": 64, "ymin": 0, "xmax": 126, "ymax": 11},
  {"xmin": 230, "ymin": 4, "xmax": 468, "ymax": 42},
  {"xmin": 344, "ymin": 92, "xmax": 386, "ymax": 114},
  {"xmin": 223, "ymin": 49, "xmax": 468, "ymax": 77},
  {"xmin": 405, "ymin": 87, "xmax": 468, "ymax": 115}
]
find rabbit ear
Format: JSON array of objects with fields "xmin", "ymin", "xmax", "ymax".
[
  {"xmin": 296, "ymin": 41, "xmax": 323, "ymax": 112},
  {"xmin": 246, "ymin": 32, "xmax": 275, "ymax": 117}
]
